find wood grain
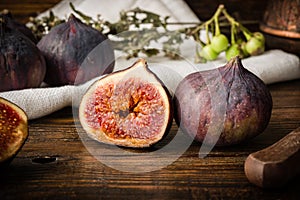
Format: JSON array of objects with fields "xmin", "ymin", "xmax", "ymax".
[
  {"xmin": 0, "ymin": 79, "xmax": 299, "ymax": 199},
  {"xmin": 0, "ymin": 1, "xmax": 299, "ymax": 199},
  {"xmin": 0, "ymin": 0, "xmax": 61, "ymax": 23},
  {"xmin": 245, "ymin": 127, "xmax": 300, "ymax": 188}
]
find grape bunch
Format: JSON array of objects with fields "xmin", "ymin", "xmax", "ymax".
[{"xmin": 189, "ymin": 5, "xmax": 265, "ymax": 62}]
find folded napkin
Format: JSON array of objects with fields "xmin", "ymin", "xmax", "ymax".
[
  {"xmin": 36, "ymin": 0, "xmax": 200, "ymax": 25},
  {"xmin": 1, "ymin": 0, "xmax": 299, "ymax": 120},
  {"xmin": 1, "ymin": 48, "xmax": 299, "ymax": 120}
]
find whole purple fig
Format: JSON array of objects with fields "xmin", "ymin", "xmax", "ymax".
[
  {"xmin": 174, "ymin": 56, "xmax": 272, "ymax": 146},
  {"xmin": 0, "ymin": 18, "xmax": 46, "ymax": 92},
  {"xmin": 0, "ymin": 10, "xmax": 37, "ymax": 43},
  {"xmin": 37, "ymin": 14, "xmax": 115, "ymax": 86}
]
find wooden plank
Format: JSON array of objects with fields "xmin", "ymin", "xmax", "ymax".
[
  {"xmin": 0, "ymin": 1, "xmax": 299, "ymax": 199},
  {"xmin": 0, "ymin": 0, "xmax": 61, "ymax": 22},
  {"xmin": 1, "ymin": 79, "xmax": 299, "ymax": 199}
]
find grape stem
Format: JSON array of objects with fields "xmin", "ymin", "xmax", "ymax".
[
  {"xmin": 188, "ymin": 4, "xmax": 254, "ymax": 45},
  {"xmin": 190, "ymin": 4, "xmax": 224, "ymax": 36},
  {"xmin": 221, "ymin": 7, "xmax": 253, "ymax": 40},
  {"xmin": 214, "ymin": 17, "xmax": 220, "ymax": 36},
  {"xmin": 230, "ymin": 24, "xmax": 236, "ymax": 44},
  {"xmin": 205, "ymin": 23, "xmax": 210, "ymax": 44}
]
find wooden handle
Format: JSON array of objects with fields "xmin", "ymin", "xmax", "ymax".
[{"xmin": 244, "ymin": 127, "xmax": 300, "ymax": 188}]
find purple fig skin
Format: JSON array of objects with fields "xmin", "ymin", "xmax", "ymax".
[
  {"xmin": 0, "ymin": 20, "xmax": 46, "ymax": 92},
  {"xmin": 0, "ymin": 10, "xmax": 38, "ymax": 43},
  {"xmin": 37, "ymin": 14, "xmax": 115, "ymax": 86},
  {"xmin": 174, "ymin": 57, "xmax": 273, "ymax": 146}
]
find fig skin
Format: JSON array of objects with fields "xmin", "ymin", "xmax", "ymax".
[
  {"xmin": 174, "ymin": 56, "xmax": 273, "ymax": 146},
  {"xmin": 37, "ymin": 14, "xmax": 115, "ymax": 86},
  {"xmin": 0, "ymin": 10, "xmax": 38, "ymax": 43},
  {"xmin": 0, "ymin": 97, "xmax": 28, "ymax": 168},
  {"xmin": 79, "ymin": 58, "xmax": 173, "ymax": 148},
  {"xmin": 0, "ymin": 18, "xmax": 46, "ymax": 92}
]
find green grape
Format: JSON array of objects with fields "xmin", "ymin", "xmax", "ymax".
[
  {"xmin": 225, "ymin": 43, "xmax": 243, "ymax": 61},
  {"xmin": 245, "ymin": 37, "xmax": 264, "ymax": 56},
  {"xmin": 240, "ymin": 41, "xmax": 249, "ymax": 57},
  {"xmin": 211, "ymin": 34, "xmax": 229, "ymax": 53},
  {"xmin": 253, "ymin": 32, "xmax": 265, "ymax": 43},
  {"xmin": 200, "ymin": 44, "xmax": 219, "ymax": 61}
]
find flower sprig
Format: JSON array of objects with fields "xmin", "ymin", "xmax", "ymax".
[{"xmin": 28, "ymin": 3, "xmax": 264, "ymax": 62}]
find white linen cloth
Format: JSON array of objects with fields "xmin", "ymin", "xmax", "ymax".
[{"xmin": 1, "ymin": 0, "xmax": 299, "ymax": 120}]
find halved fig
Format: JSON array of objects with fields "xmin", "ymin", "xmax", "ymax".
[
  {"xmin": 79, "ymin": 58, "xmax": 172, "ymax": 148},
  {"xmin": 0, "ymin": 97, "xmax": 28, "ymax": 166}
]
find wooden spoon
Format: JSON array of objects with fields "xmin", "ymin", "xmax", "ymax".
[{"xmin": 244, "ymin": 127, "xmax": 300, "ymax": 188}]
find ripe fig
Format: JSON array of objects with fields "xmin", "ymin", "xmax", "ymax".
[
  {"xmin": 0, "ymin": 97, "xmax": 28, "ymax": 167},
  {"xmin": 0, "ymin": 10, "xmax": 37, "ymax": 43},
  {"xmin": 174, "ymin": 56, "xmax": 272, "ymax": 146},
  {"xmin": 0, "ymin": 18, "xmax": 46, "ymax": 92},
  {"xmin": 37, "ymin": 14, "xmax": 115, "ymax": 86},
  {"xmin": 79, "ymin": 58, "xmax": 172, "ymax": 148}
]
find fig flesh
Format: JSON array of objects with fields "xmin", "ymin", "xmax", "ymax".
[
  {"xmin": 37, "ymin": 14, "xmax": 115, "ymax": 86},
  {"xmin": 0, "ymin": 97, "xmax": 28, "ymax": 167},
  {"xmin": 79, "ymin": 59, "xmax": 172, "ymax": 148},
  {"xmin": 174, "ymin": 56, "xmax": 273, "ymax": 146},
  {"xmin": 0, "ymin": 18, "xmax": 46, "ymax": 92}
]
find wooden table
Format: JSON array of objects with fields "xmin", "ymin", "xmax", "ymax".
[
  {"xmin": 0, "ymin": 79, "xmax": 299, "ymax": 199},
  {"xmin": 1, "ymin": 0, "xmax": 300, "ymax": 199}
]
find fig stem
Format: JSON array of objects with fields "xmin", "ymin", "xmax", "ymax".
[
  {"xmin": 230, "ymin": 56, "xmax": 243, "ymax": 68},
  {"xmin": 70, "ymin": 2, "xmax": 93, "ymax": 24}
]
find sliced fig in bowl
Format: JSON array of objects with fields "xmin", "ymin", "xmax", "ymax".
[
  {"xmin": 0, "ymin": 97, "xmax": 28, "ymax": 167},
  {"xmin": 79, "ymin": 58, "xmax": 172, "ymax": 148}
]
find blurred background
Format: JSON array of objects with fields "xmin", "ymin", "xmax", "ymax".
[
  {"xmin": 0, "ymin": 0, "xmax": 267, "ymax": 28},
  {"xmin": 0, "ymin": 0, "xmax": 298, "ymax": 56}
]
